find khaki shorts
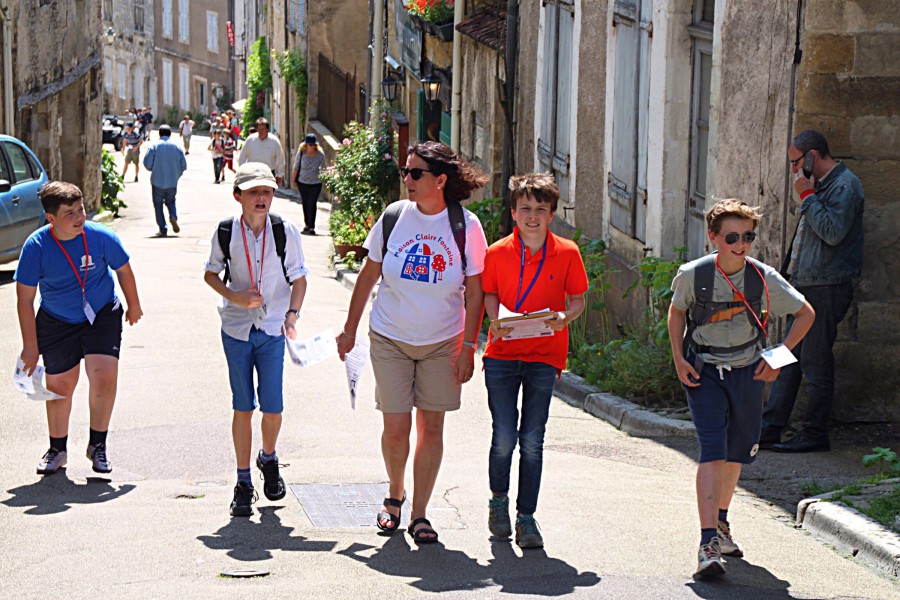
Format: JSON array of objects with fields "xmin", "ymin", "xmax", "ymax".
[
  {"xmin": 124, "ymin": 148, "xmax": 140, "ymax": 165},
  {"xmin": 370, "ymin": 330, "xmax": 463, "ymax": 413}
]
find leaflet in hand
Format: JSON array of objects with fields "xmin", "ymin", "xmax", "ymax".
[
  {"xmin": 285, "ymin": 329, "xmax": 339, "ymax": 367},
  {"xmin": 760, "ymin": 344, "xmax": 798, "ymax": 369},
  {"xmin": 14, "ymin": 357, "xmax": 64, "ymax": 402},
  {"xmin": 344, "ymin": 337, "xmax": 370, "ymax": 410},
  {"xmin": 492, "ymin": 305, "xmax": 555, "ymax": 341}
]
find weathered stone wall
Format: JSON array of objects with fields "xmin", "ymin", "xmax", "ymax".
[
  {"xmin": 794, "ymin": 0, "xmax": 900, "ymax": 422},
  {"xmin": 104, "ymin": 0, "xmax": 156, "ymax": 115},
  {"xmin": 513, "ymin": 1, "xmax": 539, "ymax": 180},
  {"xmin": 459, "ymin": 39, "xmax": 502, "ymax": 200},
  {"xmin": 12, "ymin": 1, "xmax": 102, "ymax": 209}
]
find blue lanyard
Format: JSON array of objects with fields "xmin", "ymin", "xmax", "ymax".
[{"xmin": 515, "ymin": 236, "xmax": 547, "ymax": 313}]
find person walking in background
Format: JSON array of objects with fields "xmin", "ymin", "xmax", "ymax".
[
  {"xmin": 139, "ymin": 106, "xmax": 154, "ymax": 141},
  {"xmin": 120, "ymin": 122, "xmax": 143, "ymax": 183},
  {"xmin": 142, "ymin": 124, "xmax": 187, "ymax": 237},
  {"xmin": 178, "ymin": 115, "xmax": 195, "ymax": 155},
  {"xmin": 15, "ymin": 181, "xmax": 143, "ymax": 476},
  {"xmin": 668, "ymin": 199, "xmax": 815, "ymax": 579},
  {"xmin": 238, "ymin": 118, "xmax": 285, "ymax": 187},
  {"xmin": 203, "ymin": 162, "xmax": 309, "ymax": 517},
  {"xmin": 223, "ymin": 134, "xmax": 237, "ymax": 181},
  {"xmin": 481, "ymin": 173, "xmax": 588, "ymax": 550},
  {"xmin": 291, "ymin": 134, "xmax": 327, "ymax": 235},
  {"xmin": 209, "ymin": 131, "xmax": 225, "ymax": 184},
  {"xmin": 336, "ymin": 141, "xmax": 488, "ymax": 544},
  {"xmin": 760, "ymin": 130, "xmax": 865, "ymax": 453}
]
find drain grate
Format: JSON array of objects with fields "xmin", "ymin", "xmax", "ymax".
[{"xmin": 289, "ymin": 483, "xmax": 409, "ymax": 528}]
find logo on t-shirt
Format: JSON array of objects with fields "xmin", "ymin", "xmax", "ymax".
[
  {"xmin": 708, "ymin": 293, "xmax": 746, "ymax": 323},
  {"xmin": 80, "ymin": 254, "xmax": 96, "ymax": 272}
]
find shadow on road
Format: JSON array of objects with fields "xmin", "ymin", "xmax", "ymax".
[
  {"xmin": 338, "ymin": 534, "xmax": 600, "ymax": 595},
  {"xmin": 686, "ymin": 557, "xmax": 799, "ymax": 599},
  {"xmin": 197, "ymin": 506, "xmax": 337, "ymax": 561},
  {"xmin": 2, "ymin": 473, "xmax": 136, "ymax": 515},
  {"xmin": 0, "ymin": 268, "xmax": 16, "ymax": 286}
]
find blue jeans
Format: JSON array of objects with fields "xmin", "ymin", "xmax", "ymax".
[
  {"xmin": 484, "ymin": 357, "xmax": 557, "ymax": 515},
  {"xmin": 151, "ymin": 186, "xmax": 178, "ymax": 234},
  {"xmin": 762, "ymin": 282, "xmax": 854, "ymax": 441},
  {"xmin": 221, "ymin": 327, "xmax": 285, "ymax": 414}
]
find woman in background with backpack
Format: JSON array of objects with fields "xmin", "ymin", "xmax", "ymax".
[
  {"xmin": 291, "ymin": 134, "xmax": 327, "ymax": 235},
  {"xmin": 336, "ymin": 141, "xmax": 488, "ymax": 544}
]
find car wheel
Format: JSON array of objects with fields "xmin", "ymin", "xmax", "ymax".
[{"xmin": 113, "ymin": 137, "xmax": 123, "ymax": 152}]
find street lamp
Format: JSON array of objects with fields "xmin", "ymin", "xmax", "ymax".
[
  {"xmin": 421, "ymin": 72, "xmax": 441, "ymax": 103},
  {"xmin": 381, "ymin": 70, "xmax": 403, "ymax": 103},
  {"xmin": 105, "ymin": 27, "xmax": 115, "ymax": 45}
]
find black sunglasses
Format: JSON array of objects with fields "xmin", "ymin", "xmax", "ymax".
[
  {"xmin": 789, "ymin": 154, "xmax": 805, "ymax": 168},
  {"xmin": 400, "ymin": 167, "xmax": 435, "ymax": 181},
  {"xmin": 722, "ymin": 231, "xmax": 757, "ymax": 244}
]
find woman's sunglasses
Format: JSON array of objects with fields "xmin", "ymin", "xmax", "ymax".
[
  {"xmin": 722, "ymin": 231, "xmax": 757, "ymax": 244},
  {"xmin": 400, "ymin": 167, "xmax": 435, "ymax": 180}
]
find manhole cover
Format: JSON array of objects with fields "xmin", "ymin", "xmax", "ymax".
[
  {"xmin": 289, "ymin": 483, "xmax": 409, "ymax": 528},
  {"xmin": 220, "ymin": 569, "xmax": 270, "ymax": 578}
]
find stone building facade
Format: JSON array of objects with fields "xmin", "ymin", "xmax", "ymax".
[
  {"xmin": 102, "ymin": 0, "xmax": 156, "ymax": 115},
  {"xmin": 0, "ymin": 0, "xmax": 102, "ymax": 209},
  {"xmin": 154, "ymin": 0, "xmax": 231, "ymax": 126}
]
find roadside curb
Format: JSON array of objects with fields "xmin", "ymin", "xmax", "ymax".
[
  {"xmin": 797, "ymin": 493, "xmax": 900, "ymax": 578},
  {"xmin": 553, "ymin": 371, "xmax": 695, "ymax": 437}
]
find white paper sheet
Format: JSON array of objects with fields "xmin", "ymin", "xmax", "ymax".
[
  {"xmin": 344, "ymin": 337, "xmax": 370, "ymax": 410},
  {"xmin": 760, "ymin": 344, "xmax": 798, "ymax": 369},
  {"xmin": 14, "ymin": 357, "xmax": 64, "ymax": 402},
  {"xmin": 495, "ymin": 305, "xmax": 555, "ymax": 341},
  {"xmin": 285, "ymin": 329, "xmax": 338, "ymax": 367}
]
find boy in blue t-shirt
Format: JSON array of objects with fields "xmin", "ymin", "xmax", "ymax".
[{"xmin": 15, "ymin": 181, "xmax": 143, "ymax": 475}]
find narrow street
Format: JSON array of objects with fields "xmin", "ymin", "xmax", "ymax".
[{"xmin": 0, "ymin": 136, "xmax": 895, "ymax": 599}]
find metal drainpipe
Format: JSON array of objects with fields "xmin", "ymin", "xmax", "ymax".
[
  {"xmin": 371, "ymin": 0, "xmax": 384, "ymax": 104},
  {"xmin": 450, "ymin": 0, "xmax": 463, "ymax": 151},
  {"xmin": 782, "ymin": 0, "xmax": 803, "ymax": 270},
  {"xmin": 1, "ymin": 4, "xmax": 13, "ymax": 135}
]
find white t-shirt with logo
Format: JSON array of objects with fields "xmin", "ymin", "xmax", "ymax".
[{"xmin": 363, "ymin": 200, "xmax": 488, "ymax": 345}]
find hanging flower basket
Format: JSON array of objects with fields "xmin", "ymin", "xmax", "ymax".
[
  {"xmin": 433, "ymin": 21, "xmax": 454, "ymax": 42},
  {"xmin": 406, "ymin": 0, "xmax": 454, "ymax": 28}
]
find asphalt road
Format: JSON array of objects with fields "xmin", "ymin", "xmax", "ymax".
[{"xmin": 0, "ymin": 135, "xmax": 896, "ymax": 599}]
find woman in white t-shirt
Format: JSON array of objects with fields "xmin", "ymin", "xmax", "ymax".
[{"xmin": 337, "ymin": 142, "xmax": 488, "ymax": 544}]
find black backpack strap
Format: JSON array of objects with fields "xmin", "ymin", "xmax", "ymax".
[
  {"xmin": 268, "ymin": 213, "xmax": 291, "ymax": 285},
  {"xmin": 744, "ymin": 257, "xmax": 767, "ymax": 345},
  {"xmin": 381, "ymin": 201, "xmax": 405, "ymax": 261},
  {"xmin": 684, "ymin": 254, "xmax": 716, "ymax": 356},
  {"xmin": 447, "ymin": 201, "xmax": 467, "ymax": 275},
  {"xmin": 217, "ymin": 217, "xmax": 234, "ymax": 284}
]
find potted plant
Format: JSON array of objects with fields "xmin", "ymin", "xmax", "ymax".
[
  {"xmin": 406, "ymin": 0, "xmax": 454, "ymax": 40},
  {"xmin": 320, "ymin": 100, "xmax": 399, "ymax": 261}
]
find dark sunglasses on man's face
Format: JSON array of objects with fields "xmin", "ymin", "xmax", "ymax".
[
  {"xmin": 400, "ymin": 166, "xmax": 435, "ymax": 181},
  {"xmin": 722, "ymin": 231, "xmax": 757, "ymax": 244}
]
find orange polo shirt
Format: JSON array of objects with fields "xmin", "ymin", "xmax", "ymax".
[{"xmin": 482, "ymin": 227, "xmax": 589, "ymax": 372}]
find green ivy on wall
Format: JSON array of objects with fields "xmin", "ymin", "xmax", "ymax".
[
  {"xmin": 244, "ymin": 37, "xmax": 272, "ymax": 131},
  {"xmin": 274, "ymin": 48, "xmax": 308, "ymax": 128}
]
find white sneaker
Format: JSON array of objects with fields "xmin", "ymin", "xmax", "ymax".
[
  {"xmin": 693, "ymin": 537, "xmax": 726, "ymax": 579},
  {"xmin": 37, "ymin": 448, "xmax": 67, "ymax": 475},
  {"xmin": 87, "ymin": 443, "xmax": 112, "ymax": 473},
  {"xmin": 717, "ymin": 520, "xmax": 743, "ymax": 557}
]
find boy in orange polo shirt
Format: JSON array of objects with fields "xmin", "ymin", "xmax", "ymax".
[{"xmin": 481, "ymin": 173, "xmax": 588, "ymax": 548}]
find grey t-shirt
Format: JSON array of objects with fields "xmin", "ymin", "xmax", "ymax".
[
  {"xmin": 671, "ymin": 257, "xmax": 806, "ymax": 367},
  {"xmin": 293, "ymin": 150, "xmax": 326, "ymax": 184}
]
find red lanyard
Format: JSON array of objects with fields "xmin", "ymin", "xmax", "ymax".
[
  {"xmin": 239, "ymin": 217, "xmax": 266, "ymax": 292},
  {"xmin": 50, "ymin": 227, "xmax": 89, "ymax": 296},
  {"xmin": 715, "ymin": 255, "xmax": 769, "ymax": 336}
]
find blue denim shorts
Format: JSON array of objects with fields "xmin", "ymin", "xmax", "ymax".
[
  {"xmin": 684, "ymin": 361, "xmax": 764, "ymax": 464},
  {"xmin": 221, "ymin": 327, "xmax": 285, "ymax": 414}
]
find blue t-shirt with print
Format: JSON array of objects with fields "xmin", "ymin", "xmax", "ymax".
[
  {"xmin": 15, "ymin": 222, "xmax": 130, "ymax": 324},
  {"xmin": 124, "ymin": 130, "xmax": 142, "ymax": 150}
]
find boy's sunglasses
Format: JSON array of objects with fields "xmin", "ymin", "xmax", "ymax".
[
  {"xmin": 722, "ymin": 231, "xmax": 757, "ymax": 244},
  {"xmin": 400, "ymin": 167, "xmax": 435, "ymax": 180}
]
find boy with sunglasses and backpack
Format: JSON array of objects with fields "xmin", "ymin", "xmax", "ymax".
[{"xmin": 667, "ymin": 199, "xmax": 815, "ymax": 579}]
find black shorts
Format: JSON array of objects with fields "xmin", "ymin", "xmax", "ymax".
[{"xmin": 36, "ymin": 302, "xmax": 124, "ymax": 375}]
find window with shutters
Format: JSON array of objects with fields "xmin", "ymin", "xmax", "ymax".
[
  {"xmin": 104, "ymin": 58, "xmax": 113, "ymax": 93},
  {"xmin": 162, "ymin": 0, "xmax": 173, "ymax": 39},
  {"xmin": 179, "ymin": 0, "xmax": 189, "ymax": 44},
  {"xmin": 134, "ymin": 0, "xmax": 144, "ymax": 33},
  {"xmin": 179, "ymin": 64, "xmax": 191, "ymax": 110},
  {"xmin": 117, "ymin": 62, "xmax": 127, "ymax": 100},
  {"xmin": 133, "ymin": 65, "xmax": 144, "ymax": 107},
  {"xmin": 103, "ymin": 0, "xmax": 112, "ymax": 21},
  {"xmin": 163, "ymin": 60, "xmax": 173, "ymax": 106},
  {"xmin": 537, "ymin": 0, "xmax": 574, "ymax": 205},
  {"xmin": 686, "ymin": 0, "xmax": 715, "ymax": 258},
  {"xmin": 207, "ymin": 11, "xmax": 219, "ymax": 53},
  {"xmin": 608, "ymin": 0, "xmax": 652, "ymax": 241}
]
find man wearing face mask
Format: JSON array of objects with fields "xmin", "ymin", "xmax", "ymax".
[{"xmin": 760, "ymin": 130, "xmax": 865, "ymax": 453}]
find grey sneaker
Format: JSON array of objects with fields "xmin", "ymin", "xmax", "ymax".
[
  {"xmin": 86, "ymin": 443, "xmax": 112, "ymax": 473},
  {"xmin": 230, "ymin": 482, "xmax": 258, "ymax": 517},
  {"xmin": 694, "ymin": 537, "xmax": 726, "ymax": 579},
  {"xmin": 488, "ymin": 496, "xmax": 512, "ymax": 539},
  {"xmin": 515, "ymin": 514, "xmax": 544, "ymax": 549},
  {"xmin": 717, "ymin": 520, "xmax": 743, "ymax": 557},
  {"xmin": 37, "ymin": 448, "xmax": 67, "ymax": 475}
]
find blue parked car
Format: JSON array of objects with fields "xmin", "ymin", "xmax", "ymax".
[{"xmin": 0, "ymin": 135, "xmax": 48, "ymax": 265}]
